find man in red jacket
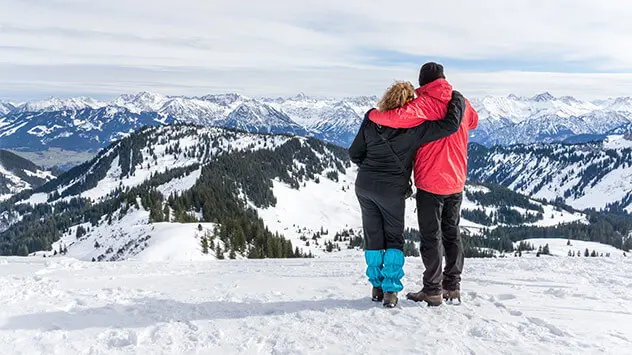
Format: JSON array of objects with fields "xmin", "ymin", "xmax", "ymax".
[{"xmin": 367, "ymin": 62, "xmax": 479, "ymax": 306}]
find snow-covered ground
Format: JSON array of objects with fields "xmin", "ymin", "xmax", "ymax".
[
  {"xmin": 256, "ymin": 168, "xmax": 494, "ymax": 253},
  {"xmin": 39, "ymin": 207, "xmax": 222, "ymax": 263},
  {"xmin": 515, "ymin": 238, "xmax": 626, "ymax": 257},
  {"xmin": 0, "ymin": 254, "xmax": 631, "ymax": 354}
]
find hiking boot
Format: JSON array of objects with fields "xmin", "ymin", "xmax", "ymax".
[
  {"xmin": 406, "ymin": 290, "xmax": 443, "ymax": 307},
  {"xmin": 443, "ymin": 289, "xmax": 462, "ymax": 304},
  {"xmin": 383, "ymin": 292, "xmax": 398, "ymax": 308},
  {"xmin": 371, "ymin": 287, "xmax": 384, "ymax": 302}
]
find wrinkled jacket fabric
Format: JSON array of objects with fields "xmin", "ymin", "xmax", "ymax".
[
  {"xmin": 368, "ymin": 79, "xmax": 479, "ymax": 195},
  {"xmin": 349, "ymin": 92, "xmax": 466, "ymax": 196}
]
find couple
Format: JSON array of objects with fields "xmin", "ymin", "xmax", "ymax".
[{"xmin": 349, "ymin": 62, "xmax": 479, "ymax": 308}]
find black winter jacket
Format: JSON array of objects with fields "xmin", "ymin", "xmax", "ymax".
[{"xmin": 348, "ymin": 91, "xmax": 466, "ymax": 195}]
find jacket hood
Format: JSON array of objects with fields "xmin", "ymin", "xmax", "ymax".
[{"xmin": 416, "ymin": 78, "xmax": 453, "ymax": 103}]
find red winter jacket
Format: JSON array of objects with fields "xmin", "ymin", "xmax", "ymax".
[{"xmin": 368, "ymin": 79, "xmax": 479, "ymax": 195}]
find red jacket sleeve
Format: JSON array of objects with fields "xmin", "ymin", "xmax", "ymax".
[{"xmin": 368, "ymin": 97, "xmax": 437, "ymax": 129}]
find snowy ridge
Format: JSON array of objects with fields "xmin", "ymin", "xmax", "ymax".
[
  {"xmin": 3, "ymin": 91, "xmax": 632, "ymax": 152},
  {"xmin": 469, "ymin": 136, "xmax": 632, "ymax": 212},
  {"xmin": 468, "ymin": 92, "xmax": 632, "ymax": 146},
  {"xmin": 0, "ymin": 150, "xmax": 54, "ymax": 201},
  {"xmin": 47, "ymin": 126, "xmax": 292, "ymax": 204}
]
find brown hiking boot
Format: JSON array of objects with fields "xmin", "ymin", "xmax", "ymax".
[
  {"xmin": 406, "ymin": 290, "xmax": 443, "ymax": 307},
  {"xmin": 443, "ymin": 289, "xmax": 462, "ymax": 304},
  {"xmin": 372, "ymin": 287, "xmax": 384, "ymax": 302},
  {"xmin": 383, "ymin": 292, "xmax": 398, "ymax": 308}
]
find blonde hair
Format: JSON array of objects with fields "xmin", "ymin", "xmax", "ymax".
[{"xmin": 377, "ymin": 81, "xmax": 415, "ymax": 112}]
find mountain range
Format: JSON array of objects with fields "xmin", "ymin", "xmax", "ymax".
[
  {"xmin": 468, "ymin": 134, "xmax": 632, "ymax": 213},
  {"xmin": 3, "ymin": 91, "xmax": 631, "ymax": 154},
  {"xmin": 2, "ymin": 124, "xmax": 631, "ymax": 260}
]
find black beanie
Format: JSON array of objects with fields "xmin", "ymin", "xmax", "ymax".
[{"xmin": 418, "ymin": 62, "xmax": 446, "ymax": 87}]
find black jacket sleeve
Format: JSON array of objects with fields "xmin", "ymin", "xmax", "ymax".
[
  {"xmin": 411, "ymin": 91, "xmax": 466, "ymax": 148},
  {"xmin": 348, "ymin": 110, "xmax": 372, "ymax": 166}
]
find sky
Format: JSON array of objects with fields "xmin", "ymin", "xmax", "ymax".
[{"xmin": 1, "ymin": 0, "xmax": 632, "ymax": 101}]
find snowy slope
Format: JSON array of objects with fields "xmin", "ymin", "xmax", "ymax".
[
  {"xmin": 0, "ymin": 102, "xmax": 15, "ymax": 116},
  {"xmin": 0, "ymin": 150, "xmax": 55, "ymax": 201},
  {"xmin": 258, "ymin": 174, "xmax": 589, "ymax": 254},
  {"xmin": 469, "ymin": 136, "xmax": 632, "ymax": 212},
  {"xmin": 41, "ymin": 207, "xmax": 221, "ymax": 262},
  {"xmin": 0, "ymin": 254, "xmax": 631, "ymax": 354},
  {"xmin": 515, "ymin": 238, "xmax": 626, "ymax": 257}
]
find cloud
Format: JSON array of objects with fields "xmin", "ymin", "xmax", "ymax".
[{"xmin": 0, "ymin": 0, "xmax": 631, "ymax": 100}]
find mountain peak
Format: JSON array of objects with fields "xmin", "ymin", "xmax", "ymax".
[
  {"xmin": 532, "ymin": 92, "xmax": 555, "ymax": 102},
  {"xmin": 17, "ymin": 96, "xmax": 105, "ymax": 113}
]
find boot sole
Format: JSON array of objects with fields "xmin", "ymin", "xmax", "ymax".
[{"xmin": 406, "ymin": 296, "xmax": 443, "ymax": 307}]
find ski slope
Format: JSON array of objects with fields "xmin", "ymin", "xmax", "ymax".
[{"xmin": 1, "ymin": 254, "xmax": 630, "ymax": 354}]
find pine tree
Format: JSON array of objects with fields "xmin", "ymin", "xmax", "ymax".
[
  {"xmin": 233, "ymin": 227, "xmax": 247, "ymax": 253},
  {"xmin": 216, "ymin": 245, "xmax": 224, "ymax": 260},
  {"xmin": 584, "ymin": 248, "xmax": 590, "ymax": 257},
  {"xmin": 198, "ymin": 224, "xmax": 203, "ymax": 232},
  {"xmin": 542, "ymin": 244, "xmax": 550, "ymax": 255},
  {"xmin": 201, "ymin": 237, "xmax": 209, "ymax": 254},
  {"xmin": 17, "ymin": 244, "xmax": 29, "ymax": 257},
  {"xmin": 591, "ymin": 250, "xmax": 597, "ymax": 257},
  {"xmin": 229, "ymin": 249, "xmax": 236, "ymax": 259},
  {"xmin": 94, "ymin": 241, "xmax": 100, "ymax": 248},
  {"xmin": 163, "ymin": 205, "xmax": 171, "ymax": 222},
  {"xmin": 568, "ymin": 250, "xmax": 572, "ymax": 257},
  {"xmin": 567, "ymin": 239, "xmax": 571, "ymax": 246},
  {"xmin": 76, "ymin": 226, "xmax": 86, "ymax": 239}
]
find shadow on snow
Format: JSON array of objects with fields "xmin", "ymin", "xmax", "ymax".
[{"xmin": 1, "ymin": 297, "xmax": 386, "ymax": 331}]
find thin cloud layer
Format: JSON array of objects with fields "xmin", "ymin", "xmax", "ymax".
[{"xmin": 1, "ymin": 0, "xmax": 630, "ymax": 100}]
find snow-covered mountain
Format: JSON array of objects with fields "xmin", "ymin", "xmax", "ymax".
[
  {"xmin": 0, "ymin": 102, "xmax": 15, "ymax": 116},
  {"xmin": 4, "ymin": 124, "xmax": 629, "ymax": 261},
  {"xmin": 0, "ymin": 150, "xmax": 54, "ymax": 201},
  {"xmin": 0, "ymin": 106, "xmax": 175, "ymax": 151},
  {"xmin": 470, "ymin": 92, "xmax": 632, "ymax": 146},
  {"xmin": 17, "ymin": 97, "xmax": 106, "ymax": 113},
  {"xmin": 469, "ymin": 134, "xmax": 632, "ymax": 213},
  {"xmin": 2, "ymin": 91, "xmax": 632, "ymax": 152}
]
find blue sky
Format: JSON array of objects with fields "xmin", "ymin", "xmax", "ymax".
[{"xmin": 1, "ymin": 0, "xmax": 632, "ymax": 101}]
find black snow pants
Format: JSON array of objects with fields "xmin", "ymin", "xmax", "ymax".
[
  {"xmin": 416, "ymin": 189, "xmax": 464, "ymax": 295},
  {"xmin": 356, "ymin": 186, "xmax": 405, "ymax": 251}
]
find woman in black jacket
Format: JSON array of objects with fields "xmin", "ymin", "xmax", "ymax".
[{"xmin": 348, "ymin": 82, "xmax": 465, "ymax": 308}]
